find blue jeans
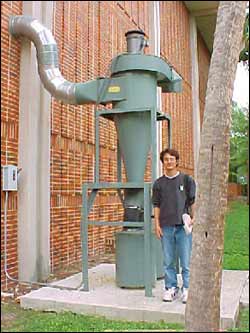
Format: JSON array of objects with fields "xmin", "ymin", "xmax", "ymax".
[{"xmin": 161, "ymin": 225, "xmax": 192, "ymax": 289}]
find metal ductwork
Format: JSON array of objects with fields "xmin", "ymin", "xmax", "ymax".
[{"xmin": 9, "ymin": 15, "xmax": 93, "ymax": 105}]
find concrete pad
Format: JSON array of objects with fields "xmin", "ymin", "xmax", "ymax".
[
  {"xmin": 20, "ymin": 264, "xmax": 249, "ymax": 330},
  {"xmin": 220, "ymin": 270, "xmax": 249, "ymax": 329},
  {"xmin": 240, "ymin": 276, "xmax": 249, "ymax": 308}
]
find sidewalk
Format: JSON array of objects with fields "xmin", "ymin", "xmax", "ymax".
[{"xmin": 20, "ymin": 264, "xmax": 249, "ymax": 330}]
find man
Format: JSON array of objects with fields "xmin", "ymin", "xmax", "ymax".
[{"xmin": 152, "ymin": 148, "xmax": 196, "ymax": 303}]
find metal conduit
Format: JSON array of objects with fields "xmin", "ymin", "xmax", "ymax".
[{"xmin": 9, "ymin": 15, "xmax": 77, "ymax": 104}]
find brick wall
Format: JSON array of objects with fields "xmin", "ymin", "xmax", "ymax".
[
  {"xmin": 50, "ymin": 1, "xmax": 152, "ymax": 272},
  {"xmin": 1, "ymin": 1, "xmax": 23, "ymax": 289},
  {"xmin": 1, "ymin": 1, "xmax": 211, "ymax": 289},
  {"xmin": 160, "ymin": 1, "xmax": 194, "ymax": 175},
  {"xmin": 228, "ymin": 183, "xmax": 243, "ymax": 199}
]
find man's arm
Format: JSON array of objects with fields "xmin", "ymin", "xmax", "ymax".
[
  {"xmin": 152, "ymin": 180, "xmax": 163, "ymax": 239},
  {"xmin": 154, "ymin": 206, "xmax": 160, "ymax": 224},
  {"xmin": 186, "ymin": 175, "xmax": 196, "ymax": 224},
  {"xmin": 189, "ymin": 203, "xmax": 195, "ymax": 224},
  {"xmin": 154, "ymin": 207, "xmax": 163, "ymax": 239}
]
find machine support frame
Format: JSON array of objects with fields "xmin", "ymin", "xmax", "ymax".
[
  {"xmin": 81, "ymin": 107, "xmax": 172, "ymax": 296},
  {"xmin": 81, "ymin": 182, "xmax": 153, "ymax": 297}
]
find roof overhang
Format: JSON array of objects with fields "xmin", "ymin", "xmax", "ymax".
[{"xmin": 184, "ymin": 1, "xmax": 219, "ymax": 53}]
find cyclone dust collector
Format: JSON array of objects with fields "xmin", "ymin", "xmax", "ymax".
[{"xmin": 9, "ymin": 16, "xmax": 182, "ymax": 296}]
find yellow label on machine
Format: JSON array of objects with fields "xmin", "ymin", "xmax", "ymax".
[{"xmin": 108, "ymin": 86, "xmax": 121, "ymax": 93}]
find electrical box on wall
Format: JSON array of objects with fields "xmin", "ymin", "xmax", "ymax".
[{"xmin": 2, "ymin": 165, "xmax": 18, "ymax": 191}]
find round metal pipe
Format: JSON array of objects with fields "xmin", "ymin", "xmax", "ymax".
[
  {"xmin": 125, "ymin": 30, "xmax": 148, "ymax": 54},
  {"xmin": 9, "ymin": 15, "xmax": 77, "ymax": 104}
]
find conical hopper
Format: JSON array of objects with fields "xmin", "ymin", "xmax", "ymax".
[{"xmin": 114, "ymin": 111, "xmax": 151, "ymax": 209}]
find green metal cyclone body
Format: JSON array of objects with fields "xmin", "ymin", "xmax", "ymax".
[
  {"xmin": 109, "ymin": 52, "xmax": 181, "ymax": 288},
  {"xmin": 112, "ymin": 70, "xmax": 157, "ymax": 210},
  {"xmin": 109, "ymin": 53, "xmax": 182, "ymax": 212}
]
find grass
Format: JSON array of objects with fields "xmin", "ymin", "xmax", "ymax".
[
  {"xmin": 1, "ymin": 199, "xmax": 249, "ymax": 332},
  {"xmin": 1, "ymin": 302, "xmax": 183, "ymax": 332},
  {"xmin": 223, "ymin": 200, "xmax": 249, "ymax": 270},
  {"xmin": 229, "ymin": 307, "xmax": 249, "ymax": 332},
  {"xmin": 1, "ymin": 302, "xmax": 249, "ymax": 332}
]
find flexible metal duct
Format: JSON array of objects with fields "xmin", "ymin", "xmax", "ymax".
[{"xmin": 9, "ymin": 15, "xmax": 78, "ymax": 104}]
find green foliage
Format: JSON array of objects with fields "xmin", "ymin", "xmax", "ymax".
[
  {"xmin": 223, "ymin": 201, "xmax": 249, "ymax": 270},
  {"xmin": 239, "ymin": 11, "xmax": 249, "ymax": 66},
  {"xmin": 229, "ymin": 102, "xmax": 249, "ymax": 185}
]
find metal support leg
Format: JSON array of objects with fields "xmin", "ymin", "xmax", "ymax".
[
  {"xmin": 167, "ymin": 118, "xmax": 172, "ymax": 149},
  {"xmin": 88, "ymin": 190, "xmax": 98, "ymax": 215},
  {"xmin": 116, "ymin": 141, "xmax": 125, "ymax": 206},
  {"xmin": 144, "ymin": 183, "xmax": 153, "ymax": 297},
  {"xmin": 117, "ymin": 139, "xmax": 122, "ymax": 182},
  {"xmin": 95, "ymin": 113, "xmax": 100, "ymax": 183},
  {"xmin": 151, "ymin": 108, "xmax": 157, "ymax": 182},
  {"xmin": 81, "ymin": 184, "xmax": 89, "ymax": 291}
]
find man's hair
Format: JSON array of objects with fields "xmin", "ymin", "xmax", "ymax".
[{"xmin": 160, "ymin": 148, "xmax": 180, "ymax": 165}]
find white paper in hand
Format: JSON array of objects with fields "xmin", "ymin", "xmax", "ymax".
[{"xmin": 182, "ymin": 213, "xmax": 193, "ymax": 235}]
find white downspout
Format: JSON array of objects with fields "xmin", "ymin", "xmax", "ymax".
[
  {"xmin": 189, "ymin": 16, "xmax": 201, "ymax": 179},
  {"xmin": 153, "ymin": 1, "xmax": 163, "ymax": 178}
]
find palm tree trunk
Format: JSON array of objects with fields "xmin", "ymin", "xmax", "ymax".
[{"xmin": 185, "ymin": 2, "xmax": 247, "ymax": 332}]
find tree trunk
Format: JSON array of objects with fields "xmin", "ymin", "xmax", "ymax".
[{"xmin": 185, "ymin": 2, "xmax": 247, "ymax": 332}]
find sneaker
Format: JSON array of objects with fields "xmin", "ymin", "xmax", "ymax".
[
  {"xmin": 182, "ymin": 288, "xmax": 188, "ymax": 304},
  {"xmin": 163, "ymin": 287, "xmax": 178, "ymax": 302}
]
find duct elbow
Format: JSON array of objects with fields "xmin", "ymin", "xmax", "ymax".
[{"xmin": 9, "ymin": 15, "xmax": 78, "ymax": 104}]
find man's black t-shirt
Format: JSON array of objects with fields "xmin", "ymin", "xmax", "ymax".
[{"xmin": 152, "ymin": 172, "xmax": 196, "ymax": 227}]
